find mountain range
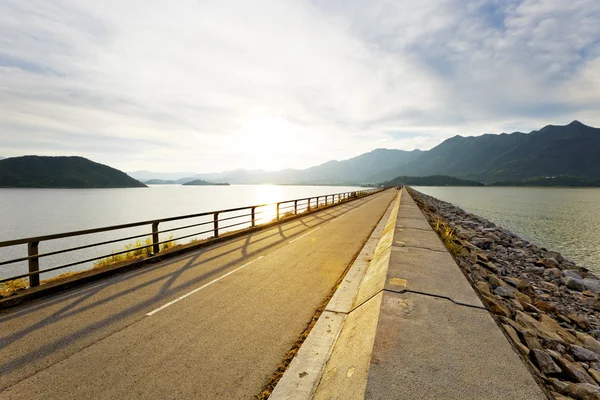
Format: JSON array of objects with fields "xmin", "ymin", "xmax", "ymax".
[{"xmin": 129, "ymin": 121, "xmax": 600, "ymax": 185}]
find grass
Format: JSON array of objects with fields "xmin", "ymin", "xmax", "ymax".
[
  {"xmin": 271, "ymin": 211, "xmax": 296, "ymax": 222},
  {"xmin": 0, "ymin": 235, "xmax": 180, "ymax": 298},
  {"xmin": 94, "ymin": 235, "xmax": 176, "ymax": 268},
  {"xmin": 0, "ymin": 278, "xmax": 28, "ymax": 297},
  {"xmin": 434, "ymin": 218, "xmax": 463, "ymax": 256}
]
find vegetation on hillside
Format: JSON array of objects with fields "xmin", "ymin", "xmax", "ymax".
[
  {"xmin": 489, "ymin": 175, "xmax": 600, "ymax": 187},
  {"xmin": 384, "ymin": 175, "xmax": 484, "ymax": 186},
  {"xmin": 372, "ymin": 121, "xmax": 600, "ymax": 182},
  {"xmin": 0, "ymin": 156, "xmax": 146, "ymax": 188}
]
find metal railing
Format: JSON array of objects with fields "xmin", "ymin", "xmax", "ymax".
[{"xmin": 0, "ymin": 188, "xmax": 384, "ymax": 287}]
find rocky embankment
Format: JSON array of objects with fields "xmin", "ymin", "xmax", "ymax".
[{"xmin": 409, "ymin": 188, "xmax": 600, "ymax": 400}]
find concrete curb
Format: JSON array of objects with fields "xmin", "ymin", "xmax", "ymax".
[
  {"xmin": 0, "ymin": 192, "xmax": 382, "ymax": 311},
  {"xmin": 270, "ymin": 191, "xmax": 401, "ymax": 399}
]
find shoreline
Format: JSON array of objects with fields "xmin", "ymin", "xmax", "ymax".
[{"xmin": 410, "ymin": 187, "xmax": 600, "ymax": 399}]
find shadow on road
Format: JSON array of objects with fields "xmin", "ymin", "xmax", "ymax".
[{"xmin": 0, "ymin": 196, "xmax": 376, "ymax": 389}]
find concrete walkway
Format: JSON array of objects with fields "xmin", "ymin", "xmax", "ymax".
[{"xmin": 272, "ymin": 188, "xmax": 547, "ymax": 399}]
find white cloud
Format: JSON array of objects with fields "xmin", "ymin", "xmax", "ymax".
[{"xmin": 0, "ymin": 0, "xmax": 599, "ymax": 172}]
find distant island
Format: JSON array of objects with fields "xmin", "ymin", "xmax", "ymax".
[
  {"xmin": 183, "ymin": 179, "xmax": 229, "ymax": 186},
  {"xmin": 0, "ymin": 156, "xmax": 147, "ymax": 188},
  {"xmin": 384, "ymin": 175, "xmax": 484, "ymax": 187}
]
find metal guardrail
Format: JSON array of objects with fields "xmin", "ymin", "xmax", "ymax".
[{"xmin": 0, "ymin": 188, "xmax": 383, "ymax": 287}]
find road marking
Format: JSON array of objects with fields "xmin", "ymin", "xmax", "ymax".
[
  {"xmin": 288, "ymin": 227, "xmax": 321, "ymax": 244},
  {"xmin": 146, "ymin": 256, "xmax": 265, "ymax": 317}
]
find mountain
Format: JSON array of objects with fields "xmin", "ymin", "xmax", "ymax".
[
  {"xmin": 125, "ymin": 120, "xmax": 600, "ymax": 186},
  {"xmin": 127, "ymin": 149, "xmax": 422, "ymax": 185},
  {"xmin": 371, "ymin": 121, "xmax": 600, "ymax": 182},
  {"xmin": 193, "ymin": 149, "xmax": 422, "ymax": 185},
  {"xmin": 183, "ymin": 179, "xmax": 229, "ymax": 186},
  {"xmin": 0, "ymin": 156, "xmax": 147, "ymax": 188},
  {"xmin": 144, "ymin": 179, "xmax": 178, "ymax": 184},
  {"xmin": 127, "ymin": 170, "xmax": 196, "ymax": 181},
  {"xmin": 384, "ymin": 175, "xmax": 484, "ymax": 186}
]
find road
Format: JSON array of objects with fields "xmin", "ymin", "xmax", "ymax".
[{"xmin": 0, "ymin": 190, "xmax": 396, "ymax": 399}]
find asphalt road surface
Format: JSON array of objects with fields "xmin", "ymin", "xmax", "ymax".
[{"xmin": 0, "ymin": 190, "xmax": 396, "ymax": 399}]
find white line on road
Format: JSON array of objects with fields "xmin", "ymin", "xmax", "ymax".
[
  {"xmin": 146, "ymin": 256, "xmax": 265, "ymax": 317},
  {"xmin": 288, "ymin": 227, "xmax": 321, "ymax": 244}
]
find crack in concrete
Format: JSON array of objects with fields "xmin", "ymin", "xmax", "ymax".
[
  {"xmin": 393, "ymin": 244, "xmax": 448, "ymax": 253},
  {"xmin": 397, "ymin": 226, "xmax": 434, "ymax": 232},
  {"xmin": 385, "ymin": 288, "xmax": 487, "ymax": 311}
]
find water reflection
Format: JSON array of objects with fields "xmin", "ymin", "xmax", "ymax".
[{"xmin": 254, "ymin": 185, "xmax": 284, "ymax": 223}]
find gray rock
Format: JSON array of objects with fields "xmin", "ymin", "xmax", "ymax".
[
  {"xmin": 563, "ymin": 270, "xmax": 582, "ymax": 279},
  {"xmin": 544, "ymin": 268, "xmax": 563, "ymax": 281},
  {"xmin": 537, "ymin": 257, "xmax": 560, "ymax": 269},
  {"xmin": 561, "ymin": 383, "xmax": 600, "ymax": 399},
  {"xmin": 489, "ymin": 233, "xmax": 501, "ymax": 242},
  {"xmin": 570, "ymin": 345, "xmax": 600, "ymax": 362},
  {"xmin": 562, "ymin": 277, "xmax": 586, "ymax": 292},
  {"xmin": 583, "ymin": 278, "xmax": 600, "ymax": 294},
  {"xmin": 544, "ymin": 251, "xmax": 565, "ymax": 264},
  {"xmin": 472, "ymin": 237, "xmax": 494, "ymax": 250},
  {"xmin": 531, "ymin": 349, "xmax": 562, "ymax": 374},
  {"xmin": 494, "ymin": 285, "xmax": 517, "ymax": 299},
  {"xmin": 552, "ymin": 355, "xmax": 597, "ymax": 385},
  {"xmin": 489, "ymin": 275, "xmax": 507, "ymax": 289},
  {"xmin": 525, "ymin": 266, "xmax": 545, "ymax": 275}
]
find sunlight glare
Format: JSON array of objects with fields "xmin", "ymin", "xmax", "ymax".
[
  {"xmin": 239, "ymin": 116, "xmax": 294, "ymax": 170},
  {"xmin": 254, "ymin": 184, "xmax": 284, "ymax": 223}
]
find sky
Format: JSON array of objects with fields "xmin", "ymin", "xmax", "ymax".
[{"xmin": 1, "ymin": 0, "xmax": 600, "ymax": 173}]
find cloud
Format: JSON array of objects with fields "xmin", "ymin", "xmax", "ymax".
[{"xmin": 0, "ymin": 0, "xmax": 599, "ymax": 172}]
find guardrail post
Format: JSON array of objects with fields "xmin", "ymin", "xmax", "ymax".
[
  {"xmin": 294, "ymin": 200, "xmax": 298, "ymax": 215},
  {"xmin": 276, "ymin": 203, "xmax": 280, "ymax": 221},
  {"xmin": 325, "ymin": 195, "xmax": 328, "ymax": 206},
  {"xmin": 214, "ymin": 212, "xmax": 219, "ymax": 238},
  {"xmin": 27, "ymin": 241, "xmax": 40, "ymax": 287},
  {"xmin": 307, "ymin": 198, "xmax": 311, "ymax": 211},
  {"xmin": 251, "ymin": 207, "xmax": 256, "ymax": 227},
  {"xmin": 152, "ymin": 222, "xmax": 160, "ymax": 254}
]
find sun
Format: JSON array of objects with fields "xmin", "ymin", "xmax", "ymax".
[{"xmin": 239, "ymin": 116, "xmax": 294, "ymax": 170}]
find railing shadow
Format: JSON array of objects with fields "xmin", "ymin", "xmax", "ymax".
[{"xmin": 0, "ymin": 194, "xmax": 379, "ymax": 386}]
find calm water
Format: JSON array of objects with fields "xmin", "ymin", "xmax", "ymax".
[
  {"xmin": 414, "ymin": 187, "xmax": 600, "ymax": 274},
  {"xmin": 0, "ymin": 185, "xmax": 364, "ymax": 280}
]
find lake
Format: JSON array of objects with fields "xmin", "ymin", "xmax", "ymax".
[
  {"xmin": 413, "ymin": 186, "xmax": 600, "ymax": 275},
  {"xmin": 0, "ymin": 185, "xmax": 365, "ymax": 281}
]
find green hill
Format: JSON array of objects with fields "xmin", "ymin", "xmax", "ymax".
[
  {"xmin": 384, "ymin": 175, "xmax": 484, "ymax": 187},
  {"xmin": 0, "ymin": 156, "xmax": 147, "ymax": 188},
  {"xmin": 489, "ymin": 175, "xmax": 600, "ymax": 187},
  {"xmin": 371, "ymin": 121, "xmax": 600, "ymax": 182}
]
